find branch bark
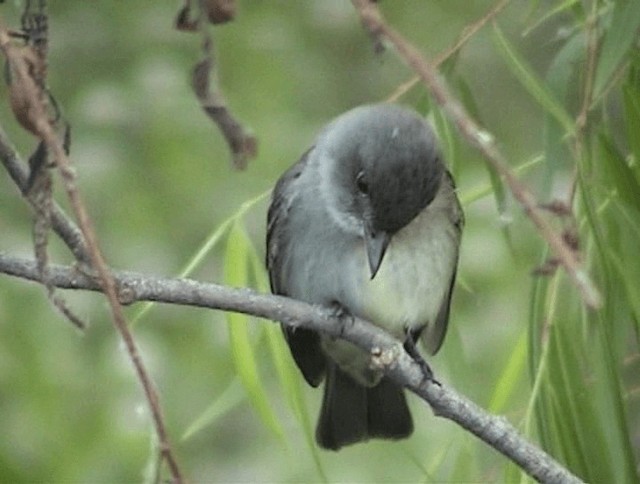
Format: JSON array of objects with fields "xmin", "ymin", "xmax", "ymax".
[
  {"xmin": 0, "ymin": 121, "xmax": 90, "ymax": 265},
  {"xmin": 0, "ymin": 253, "xmax": 584, "ymax": 484}
]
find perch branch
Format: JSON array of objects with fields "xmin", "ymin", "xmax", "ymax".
[{"xmin": 0, "ymin": 253, "xmax": 584, "ymax": 484}]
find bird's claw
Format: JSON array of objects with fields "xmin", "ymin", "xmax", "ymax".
[
  {"xmin": 403, "ymin": 329, "xmax": 440, "ymax": 387},
  {"xmin": 328, "ymin": 302, "xmax": 354, "ymax": 337}
]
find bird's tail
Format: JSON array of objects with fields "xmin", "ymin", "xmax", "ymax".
[{"xmin": 316, "ymin": 363, "xmax": 413, "ymax": 450}]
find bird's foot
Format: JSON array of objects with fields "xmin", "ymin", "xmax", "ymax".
[
  {"xmin": 403, "ymin": 329, "xmax": 440, "ymax": 387},
  {"xmin": 328, "ymin": 302, "xmax": 354, "ymax": 338}
]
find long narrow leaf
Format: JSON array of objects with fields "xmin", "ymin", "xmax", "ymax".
[
  {"xmin": 522, "ymin": 0, "xmax": 580, "ymax": 37},
  {"xmin": 224, "ymin": 221, "xmax": 285, "ymax": 441},
  {"xmin": 181, "ymin": 379, "xmax": 245, "ymax": 441},
  {"xmin": 622, "ymin": 82, "xmax": 640, "ymax": 182},
  {"xmin": 247, "ymin": 239, "xmax": 327, "ymax": 480},
  {"xmin": 593, "ymin": 0, "xmax": 640, "ymax": 98},
  {"xmin": 492, "ymin": 22, "xmax": 575, "ymax": 134},
  {"xmin": 457, "ymin": 76, "xmax": 509, "ymax": 218},
  {"xmin": 488, "ymin": 331, "xmax": 527, "ymax": 413},
  {"xmin": 130, "ymin": 189, "xmax": 270, "ymax": 327}
]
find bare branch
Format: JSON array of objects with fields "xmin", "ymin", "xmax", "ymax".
[
  {"xmin": 0, "ymin": 125, "xmax": 90, "ymax": 263},
  {"xmin": 0, "ymin": 26, "xmax": 183, "ymax": 482},
  {"xmin": 0, "ymin": 0, "xmax": 88, "ymax": 329},
  {"xmin": 351, "ymin": 0, "xmax": 602, "ymax": 309},
  {"xmin": 0, "ymin": 253, "xmax": 584, "ymax": 484},
  {"xmin": 176, "ymin": 0, "xmax": 257, "ymax": 169}
]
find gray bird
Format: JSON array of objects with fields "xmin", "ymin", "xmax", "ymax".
[{"xmin": 266, "ymin": 104, "xmax": 463, "ymax": 450}]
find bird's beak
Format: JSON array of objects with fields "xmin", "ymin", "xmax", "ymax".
[{"xmin": 364, "ymin": 227, "xmax": 390, "ymax": 280}]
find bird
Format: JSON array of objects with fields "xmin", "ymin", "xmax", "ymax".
[{"xmin": 266, "ymin": 104, "xmax": 463, "ymax": 450}]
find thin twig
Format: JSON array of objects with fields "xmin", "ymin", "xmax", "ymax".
[
  {"xmin": 352, "ymin": 0, "xmax": 602, "ymax": 309},
  {"xmin": 0, "ymin": 253, "xmax": 585, "ymax": 484},
  {"xmin": 0, "ymin": 125, "xmax": 90, "ymax": 263},
  {"xmin": 387, "ymin": 0, "xmax": 511, "ymax": 102},
  {"xmin": 8, "ymin": 1, "xmax": 86, "ymax": 329},
  {"xmin": 569, "ymin": 1, "xmax": 600, "ymax": 207},
  {"xmin": 0, "ymin": 27, "xmax": 183, "ymax": 483},
  {"xmin": 179, "ymin": 0, "xmax": 256, "ymax": 169}
]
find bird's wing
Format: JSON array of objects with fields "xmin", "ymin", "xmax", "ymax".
[
  {"xmin": 422, "ymin": 170, "xmax": 464, "ymax": 355},
  {"xmin": 266, "ymin": 148, "xmax": 326, "ymax": 387}
]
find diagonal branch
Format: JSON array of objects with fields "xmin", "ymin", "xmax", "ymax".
[
  {"xmin": 0, "ymin": 120, "xmax": 90, "ymax": 265},
  {"xmin": 0, "ymin": 26, "xmax": 183, "ymax": 482},
  {"xmin": 0, "ymin": 252, "xmax": 584, "ymax": 484},
  {"xmin": 351, "ymin": 0, "xmax": 602, "ymax": 310}
]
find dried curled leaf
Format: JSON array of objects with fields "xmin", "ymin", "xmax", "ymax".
[
  {"xmin": 192, "ymin": 57, "xmax": 257, "ymax": 169},
  {"xmin": 175, "ymin": 5, "xmax": 199, "ymax": 32},
  {"xmin": 203, "ymin": 0, "xmax": 236, "ymax": 25},
  {"xmin": 175, "ymin": 0, "xmax": 236, "ymax": 31},
  {"xmin": 5, "ymin": 45, "xmax": 48, "ymax": 136}
]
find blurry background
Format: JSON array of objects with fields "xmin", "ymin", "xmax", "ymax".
[{"xmin": 0, "ymin": 1, "xmax": 638, "ymax": 482}]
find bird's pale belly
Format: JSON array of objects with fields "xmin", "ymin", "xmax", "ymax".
[{"xmin": 321, "ymin": 208, "xmax": 457, "ymax": 386}]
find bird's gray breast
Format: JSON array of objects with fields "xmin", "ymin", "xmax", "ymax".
[
  {"xmin": 274, "ymin": 168, "xmax": 458, "ymax": 387},
  {"xmin": 275, "ymin": 192, "xmax": 362, "ymax": 308}
]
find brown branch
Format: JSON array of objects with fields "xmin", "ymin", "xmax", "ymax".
[
  {"xmin": 0, "ymin": 27, "xmax": 183, "ymax": 482},
  {"xmin": 352, "ymin": 0, "xmax": 602, "ymax": 309},
  {"xmin": 1, "ymin": 3, "xmax": 88, "ymax": 329},
  {"xmin": 0, "ymin": 125, "xmax": 90, "ymax": 263},
  {"xmin": 7, "ymin": 1, "xmax": 87, "ymax": 329},
  {"xmin": 177, "ymin": 0, "xmax": 257, "ymax": 170},
  {"xmin": 0, "ymin": 253, "xmax": 585, "ymax": 484}
]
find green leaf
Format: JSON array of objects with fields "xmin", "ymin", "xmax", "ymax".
[
  {"xmin": 455, "ymin": 74, "xmax": 516, "ymax": 255},
  {"xmin": 523, "ymin": 261, "xmax": 554, "ymax": 437},
  {"xmin": 526, "ymin": 138, "xmax": 639, "ymax": 482},
  {"xmin": 622, "ymin": 82, "xmax": 640, "ymax": 181},
  {"xmin": 130, "ymin": 189, "xmax": 270, "ymax": 327},
  {"xmin": 488, "ymin": 331, "xmax": 527, "ymax": 413},
  {"xmin": 456, "ymin": 76, "xmax": 509, "ymax": 218},
  {"xmin": 246, "ymin": 230, "xmax": 328, "ymax": 480},
  {"xmin": 401, "ymin": 441, "xmax": 450, "ymax": 480},
  {"xmin": 455, "ymin": 76, "xmax": 481, "ymax": 122},
  {"xmin": 432, "ymin": 105, "xmax": 458, "ymax": 176},
  {"xmin": 492, "ymin": 22, "xmax": 575, "ymax": 134},
  {"xmin": 449, "ymin": 446, "xmax": 476, "ymax": 483},
  {"xmin": 593, "ymin": 0, "xmax": 640, "ymax": 98},
  {"xmin": 224, "ymin": 221, "xmax": 285, "ymax": 441},
  {"xmin": 608, "ymin": 227, "xmax": 640, "ymax": 339},
  {"xmin": 179, "ymin": 189, "xmax": 270, "ymax": 279},
  {"xmin": 542, "ymin": 29, "xmax": 584, "ymax": 195},
  {"xmin": 522, "ymin": 0, "xmax": 580, "ymax": 37},
  {"xmin": 180, "ymin": 379, "xmax": 245, "ymax": 441},
  {"xmin": 597, "ymin": 131, "xmax": 640, "ymax": 336},
  {"xmin": 460, "ymin": 155, "xmax": 543, "ymax": 206},
  {"xmin": 598, "ymin": 132, "xmax": 640, "ymax": 212}
]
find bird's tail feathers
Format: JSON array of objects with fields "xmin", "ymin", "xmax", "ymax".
[{"xmin": 316, "ymin": 363, "xmax": 413, "ymax": 450}]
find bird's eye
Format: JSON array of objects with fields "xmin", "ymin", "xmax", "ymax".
[{"xmin": 356, "ymin": 171, "xmax": 369, "ymax": 195}]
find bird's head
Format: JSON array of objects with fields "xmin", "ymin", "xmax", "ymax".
[{"xmin": 317, "ymin": 104, "xmax": 445, "ymax": 278}]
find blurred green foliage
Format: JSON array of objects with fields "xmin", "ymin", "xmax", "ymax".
[{"xmin": 0, "ymin": 0, "xmax": 638, "ymax": 482}]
